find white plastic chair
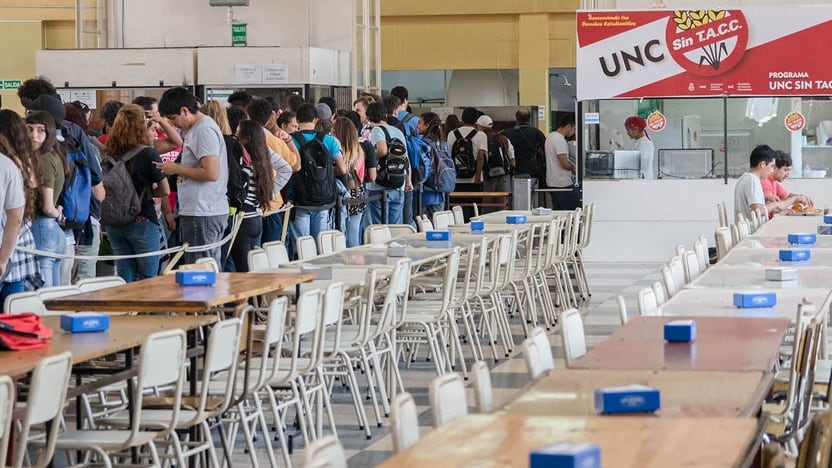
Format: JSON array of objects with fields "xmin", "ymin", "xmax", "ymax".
[
  {"xmin": 37, "ymin": 285, "xmax": 81, "ymax": 316},
  {"xmin": 247, "ymin": 248, "xmax": 271, "ymax": 272},
  {"xmin": 637, "ymin": 287, "xmax": 659, "ymax": 316},
  {"xmin": 15, "ymin": 352, "xmax": 73, "ymax": 468},
  {"xmin": 317, "ymin": 230, "xmax": 338, "ymax": 255},
  {"xmin": 531, "ymin": 326, "xmax": 555, "ymax": 372},
  {"xmin": 416, "ymin": 217, "xmax": 434, "ymax": 232},
  {"xmin": 432, "ymin": 210, "xmax": 455, "ymax": 229},
  {"xmin": 296, "ymin": 235, "xmax": 318, "ymax": 260},
  {"xmin": 451, "ymin": 205, "xmax": 465, "ymax": 225},
  {"xmin": 617, "ymin": 295, "xmax": 629, "ymax": 325},
  {"xmin": 76, "ymin": 276, "xmax": 126, "ymax": 292},
  {"xmin": 331, "ymin": 231, "xmax": 347, "ymax": 252},
  {"xmin": 391, "ymin": 392, "xmax": 420, "ymax": 453},
  {"xmin": 523, "ymin": 327, "xmax": 554, "ymax": 380},
  {"xmin": 560, "ymin": 308, "xmax": 587, "ymax": 367},
  {"xmin": 428, "ymin": 373, "xmax": 468, "ymax": 428},
  {"xmin": 471, "ymin": 361, "xmax": 493, "ymax": 414},
  {"xmin": 194, "ymin": 257, "xmax": 220, "ymax": 273},
  {"xmin": 3, "ymin": 291, "xmax": 46, "ymax": 315},
  {"xmin": 522, "ymin": 339, "xmax": 545, "ymax": 380},
  {"xmin": 715, "ymin": 226, "xmax": 733, "ymax": 260},
  {"xmin": 262, "ymin": 240, "xmax": 290, "ymax": 267},
  {"xmin": 694, "ymin": 235, "xmax": 709, "ymax": 271},
  {"xmin": 668, "ymin": 256, "xmax": 686, "ymax": 289},
  {"xmin": 0, "ymin": 375, "xmax": 14, "ymax": 466},
  {"xmin": 387, "ymin": 224, "xmax": 417, "ymax": 239},
  {"xmin": 661, "ymin": 265, "xmax": 678, "ymax": 298},
  {"xmin": 717, "ymin": 202, "xmax": 728, "ymax": 228},
  {"xmin": 682, "ymin": 250, "xmax": 702, "ymax": 282},
  {"xmin": 303, "ymin": 435, "xmax": 347, "ymax": 468},
  {"xmin": 363, "ymin": 225, "xmax": 392, "ymax": 244},
  {"xmin": 652, "ymin": 281, "xmax": 667, "ymax": 306}
]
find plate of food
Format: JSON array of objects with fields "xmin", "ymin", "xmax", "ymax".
[{"xmin": 785, "ymin": 202, "xmax": 821, "ymax": 216}]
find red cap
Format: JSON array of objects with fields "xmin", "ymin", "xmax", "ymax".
[{"xmin": 625, "ymin": 116, "xmax": 647, "ymax": 130}]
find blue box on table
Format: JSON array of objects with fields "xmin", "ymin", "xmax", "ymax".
[
  {"xmin": 788, "ymin": 233, "xmax": 817, "ymax": 245},
  {"xmin": 175, "ymin": 270, "xmax": 216, "ymax": 286},
  {"xmin": 594, "ymin": 385, "xmax": 661, "ymax": 414},
  {"xmin": 470, "ymin": 220, "xmax": 485, "ymax": 233},
  {"xmin": 779, "ymin": 249, "xmax": 811, "ymax": 261},
  {"xmin": 824, "ymin": 215, "xmax": 832, "ymax": 225},
  {"xmin": 664, "ymin": 320, "xmax": 696, "ymax": 342},
  {"xmin": 425, "ymin": 230, "xmax": 452, "ymax": 241},
  {"xmin": 506, "ymin": 215, "xmax": 527, "ymax": 224},
  {"xmin": 733, "ymin": 291, "xmax": 777, "ymax": 308},
  {"xmin": 530, "ymin": 443, "xmax": 601, "ymax": 468},
  {"xmin": 60, "ymin": 312, "xmax": 110, "ymax": 333}
]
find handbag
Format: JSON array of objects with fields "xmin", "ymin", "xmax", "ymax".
[{"xmin": 0, "ymin": 313, "xmax": 54, "ymax": 351}]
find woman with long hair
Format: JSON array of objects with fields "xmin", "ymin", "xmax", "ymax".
[
  {"xmin": 331, "ymin": 116, "xmax": 369, "ymax": 247},
  {"xmin": 232, "ymin": 120, "xmax": 290, "ymax": 271},
  {"xmin": 102, "ymin": 104, "xmax": 170, "ymax": 282},
  {"xmin": 20, "ymin": 111, "xmax": 65, "ymax": 288},
  {"xmin": 0, "ymin": 110, "xmax": 39, "ymax": 300},
  {"xmin": 419, "ymin": 111, "xmax": 450, "ymax": 217}
]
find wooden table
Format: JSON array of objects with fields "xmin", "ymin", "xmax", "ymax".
[
  {"xmin": 380, "ymin": 413, "xmax": 761, "ymax": 468},
  {"xmin": 42, "ymin": 272, "xmax": 314, "ymax": 313},
  {"xmin": 503, "ymin": 369, "xmax": 772, "ymax": 418},
  {"xmin": 571, "ymin": 316, "xmax": 789, "ymax": 372},
  {"xmin": 0, "ymin": 314, "xmax": 216, "ymax": 378},
  {"xmin": 291, "ymin": 247, "xmax": 450, "ymax": 269},
  {"xmin": 448, "ymin": 191, "xmax": 511, "ymax": 211}
]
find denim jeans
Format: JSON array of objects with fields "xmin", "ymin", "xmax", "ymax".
[
  {"xmin": 367, "ymin": 188, "xmax": 404, "ymax": 225},
  {"xmin": 0, "ymin": 280, "xmax": 25, "ymax": 311},
  {"xmin": 106, "ymin": 220, "xmax": 161, "ymax": 282},
  {"xmin": 179, "ymin": 215, "xmax": 228, "ymax": 266},
  {"xmin": 402, "ymin": 190, "xmax": 415, "ymax": 228},
  {"xmin": 31, "ymin": 216, "xmax": 66, "ymax": 288},
  {"xmin": 346, "ymin": 213, "xmax": 363, "ymax": 247},
  {"xmin": 74, "ymin": 217, "xmax": 100, "ymax": 281},
  {"xmin": 288, "ymin": 207, "xmax": 331, "ymax": 259},
  {"xmin": 261, "ymin": 212, "xmax": 285, "ymax": 244}
]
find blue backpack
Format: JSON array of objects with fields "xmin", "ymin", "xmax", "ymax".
[
  {"xmin": 398, "ymin": 114, "xmax": 431, "ymax": 185},
  {"xmin": 58, "ymin": 128, "xmax": 92, "ymax": 229},
  {"xmin": 424, "ymin": 138, "xmax": 456, "ymax": 193}
]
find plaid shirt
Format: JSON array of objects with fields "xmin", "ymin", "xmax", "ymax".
[{"xmin": 6, "ymin": 221, "xmax": 38, "ymax": 283}]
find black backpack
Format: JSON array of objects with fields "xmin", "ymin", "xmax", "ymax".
[
  {"xmin": 451, "ymin": 129, "xmax": 477, "ymax": 179},
  {"xmin": 290, "ymin": 131, "xmax": 336, "ymax": 207},
  {"xmin": 223, "ymin": 135, "xmax": 248, "ymax": 211},
  {"xmin": 375, "ymin": 126, "xmax": 409, "ymax": 188},
  {"xmin": 485, "ymin": 135, "xmax": 509, "ymax": 178}
]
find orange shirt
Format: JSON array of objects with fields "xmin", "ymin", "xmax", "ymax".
[{"xmin": 264, "ymin": 131, "xmax": 299, "ymax": 211}]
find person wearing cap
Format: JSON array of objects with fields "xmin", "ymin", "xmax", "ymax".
[
  {"xmin": 624, "ymin": 115, "xmax": 656, "ymax": 179},
  {"xmin": 476, "ymin": 114, "xmax": 514, "ymax": 212}
]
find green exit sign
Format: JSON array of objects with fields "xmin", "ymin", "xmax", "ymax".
[
  {"xmin": 1, "ymin": 80, "xmax": 21, "ymax": 90},
  {"xmin": 231, "ymin": 23, "xmax": 247, "ymax": 47}
]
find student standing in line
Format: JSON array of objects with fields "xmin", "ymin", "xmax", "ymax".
[{"xmin": 332, "ymin": 117, "xmax": 368, "ymax": 247}]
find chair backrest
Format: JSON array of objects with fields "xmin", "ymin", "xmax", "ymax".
[
  {"xmin": 660, "ymin": 265, "xmax": 677, "ymax": 298},
  {"xmin": 296, "ymin": 235, "xmax": 318, "ymax": 260},
  {"xmin": 717, "ymin": 202, "xmax": 728, "ymax": 228},
  {"xmin": 652, "ymin": 281, "xmax": 667, "ymax": 306},
  {"xmin": 682, "ymin": 250, "xmax": 701, "ymax": 282},
  {"xmin": 76, "ymin": 275, "xmax": 126, "ymax": 292},
  {"xmin": 386, "ymin": 224, "xmax": 417, "ymax": 239},
  {"xmin": 417, "ymin": 217, "xmax": 434, "ymax": 232},
  {"xmin": 132, "ymin": 329, "xmax": 187, "ymax": 439},
  {"xmin": 749, "ymin": 210, "xmax": 760, "ymax": 231},
  {"xmin": 432, "ymin": 210, "xmax": 455, "ymax": 229},
  {"xmin": 391, "ymin": 392, "xmax": 420, "ymax": 453},
  {"xmin": 317, "ymin": 230, "xmax": 338, "ymax": 255},
  {"xmin": 379, "ymin": 259, "xmax": 413, "ymax": 333},
  {"xmin": 668, "ymin": 256, "xmax": 686, "ymax": 288},
  {"xmin": 451, "ymin": 205, "xmax": 465, "ymax": 224},
  {"xmin": 303, "ymin": 435, "xmax": 348, "ymax": 468},
  {"xmin": 0, "ymin": 375, "xmax": 12, "ymax": 468},
  {"xmin": 735, "ymin": 220, "xmax": 750, "ymax": 241},
  {"xmin": 287, "ymin": 289, "xmax": 323, "ymax": 378},
  {"xmin": 247, "ymin": 248, "xmax": 271, "ymax": 272},
  {"xmin": 579, "ymin": 202, "xmax": 595, "ymax": 249},
  {"xmin": 471, "ymin": 360, "xmax": 493, "ymax": 414},
  {"xmin": 694, "ymin": 236, "xmax": 709, "ymax": 271},
  {"xmin": 251, "ymin": 298, "xmax": 288, "ymax": 392},
  {"xmin": 263, "ymin": 240, "xmax": 290, "ymax": 267},
  {"xmin": 194, "ymin": 256, "xmax": 220, "ymax": 273},
  {"xmin": 15, "ymin": 351, "xmax": 73, "ymax": 468},
  {"xmin": 616, "ymin": 295, "xmax": 628, "ymax": 325},
  {"xmin": 560, "ymin": 308, "xmax": 587, "ymax": 367},
  {"xmin": 429, "ymin": 373, "xmax": 468, "ymax": 428},
  {"xmin": 523, "ymin": 338, "xmax": 545, "ymax": 380},
  {"xmin": 36, "ymin": 285, "xmax": 81, "ymax": 301},
  {"xmin": 331, "ymin": 231, "xmax": 347, "ymax": 252},
  {"xmin": 321, "ymin": 282, "xmax": 346, "ymax": 357},
  {"xmin": 4, "ymin": 291, "xmax": 46, "ymax": 315},
  {"xmin": 637, "ymin": 287, "xmax": 658, "ymax": 316},
  {"xmin": 527, "ymin": 326, "xmax": 555, "ymax": 377},
  {"xmin": 674, "ymin": 244, "xmax": 686, "ymax": 258},
  {"xmin": 715, "ymin": 226, "xmax": 733, "ymax": 260},
  {"xmin": 196, "ymin": 317, "xmax": 243, "ymax": 419}
]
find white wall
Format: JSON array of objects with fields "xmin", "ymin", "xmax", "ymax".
[{"xmin": 119, "ymin": 0, "xmax": 351, "ymax": 50}]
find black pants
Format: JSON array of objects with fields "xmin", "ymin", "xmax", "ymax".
[
  {"xmin": 229, "ymin": 215, "xmax": 263, "ymax": 273},
  {"xmin": 549, "ymin": 186, "xmax": 581, "ymax": 211}
]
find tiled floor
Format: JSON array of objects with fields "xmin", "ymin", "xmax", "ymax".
[{"xmin": 223, "ymin": 261, "xmax": 662, "ymax": 467}]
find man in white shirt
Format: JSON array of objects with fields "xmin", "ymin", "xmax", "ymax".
[
  {"xmin": 734, "ymin": 145, "xmax": 780, "ymax": 222},
  {"xmin": 624, "ymin": 116, "xmax": 656, "ymax": 179},
  {"xmin": 545, "ymin": 114, "xmax": 579, "ymax": 210},
  {"xmin": 447, "ymin": 107, "xmax": 488, "ymax": 190}
]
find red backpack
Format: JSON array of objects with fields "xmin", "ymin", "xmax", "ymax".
[{"xmin": 0, "ymin": 313, "xmax": 53, "ymax": 351}]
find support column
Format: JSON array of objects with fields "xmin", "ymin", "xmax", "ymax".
[{"xmin": 518, "ymin": 13, "xmax": 550, "ymax": 132}]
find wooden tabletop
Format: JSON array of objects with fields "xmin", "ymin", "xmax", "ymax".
[
  {"xmin": 380, "ymin": 413, "xmax": 760, "ymax": 468},
  {"xmin": 293, "ymin": 247, "xmax": 450, "ymax": 269},
  {"xmin": 0, "ymin": 314, "xmax": 217, "ymax": 378},
  {"xmin": 43, "ymin": 272, "xmax": 314, "ymax": 313},
  {"xmin": 503, "ymin": 369, "xmax": 772, "ymax": 418},
  {"xmin": 571, "ymin": 316, "xmax": 789, "ymax": 372}
]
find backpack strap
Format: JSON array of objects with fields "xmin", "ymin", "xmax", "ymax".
[
  {"xmin": 119, "ymin": 145, "xmax": 149, "ymax": 164},
  {"xmin": 465, "ymin": 129, "xmax": 477, "ymax": 141},
  {"xmin": 453, "ymin": 129, "xmax": 462, "ymax": 141}
]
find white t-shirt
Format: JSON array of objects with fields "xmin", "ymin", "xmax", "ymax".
[
  {"xmin": 447, "ymin": 126, "xmax": 487, "ymax": 183},
  {"xmin": 177, "ymin": 115, "xmax": 229, "ymax": 217},
  {"xmin": 545, "ymin": 131, "xmax": 573, "ymax": 188},
  {"xmin": 0, "ymin": 154, "xmax": 25, "ymax": 234},
  {"xmin": 734, "ymin": 171, "xmax": 764, "ymax": 221},
  {"xmin": 632, "ymin": 136, "xmax": 655, "ymax": 179},
  {"xmin": 367, "ymin": 124, "xmax": 408, "ymax": 191}
]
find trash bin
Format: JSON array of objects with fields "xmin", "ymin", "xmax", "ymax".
[{"xmin": 512, "ymin": 176, "xmax": 537, "ymax": 210}]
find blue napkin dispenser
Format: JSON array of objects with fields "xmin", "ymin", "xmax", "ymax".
[
  {"xmin": 175, "ymin": 270, "xmax": 216, "ymax": 286},
  {"xmin": 60, "ymin": 313, "xmax": 110, "ymax": 333},
  {"xmin": 470, "ymin": 220, "xmax": 485, "ymax": 233},
  {"xmin": 530, "ymin": 443, "xmax": 601, "ymax": 468},
  {"xmin": 733, "ymin": 291, "xmax": 776, "ymax": 308},
  {"xmin": 425, "ymin": 230, "xmax": 451, "ymax": 241},
  {"xmin": 664, "ymin": 320, "xmax": 696, "ymax": 342},
  {"xmin": 779, "ymin": 249, "xmax": 811, "ymax": 261},
  {"xmin": 594, "ymin": 385, "xmax": 661, "ymax": 414},
  {"xmin": 788, "ymin": 233, "xmax": 817, "ymax": 245},
  {"xmin": 506, "ymin": 215, "xmax": 527, "ymax": 224},
  {"xmin": 824, "ymin": 215, "xmax": 832, "ymax": 225}
]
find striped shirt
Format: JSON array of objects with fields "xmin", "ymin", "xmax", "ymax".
[{"xmin": 243, "ymin": 148, "xmax": 292, "ymax": 213}]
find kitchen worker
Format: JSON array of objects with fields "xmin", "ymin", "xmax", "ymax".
[{"xmin": 624, "ymin": 116, "xmax": 655, "ymax": 179}]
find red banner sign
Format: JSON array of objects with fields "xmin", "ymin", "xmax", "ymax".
[{"xmin": 577, "ymin": 7, "xmax": 832, "ymax": 100}]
